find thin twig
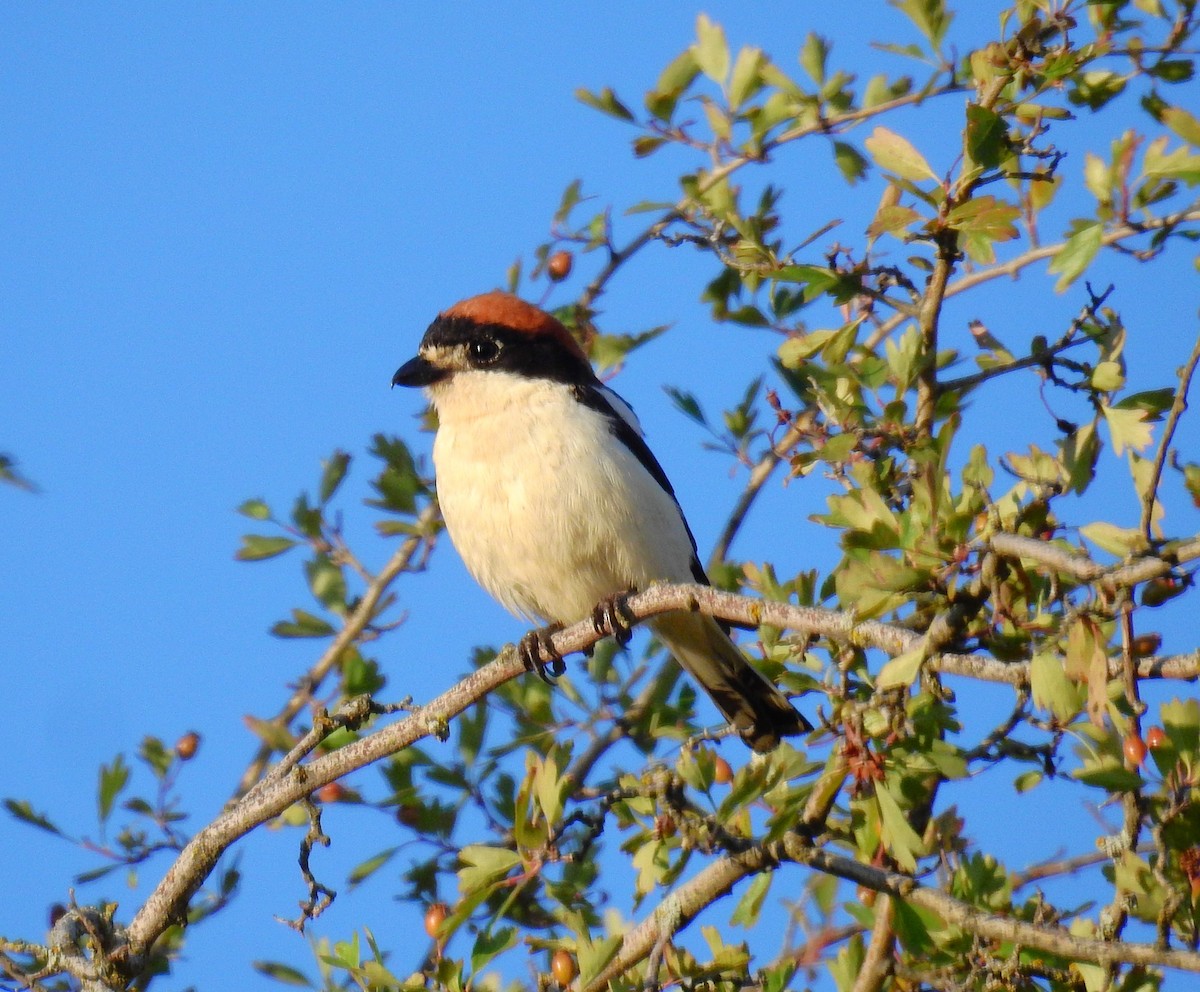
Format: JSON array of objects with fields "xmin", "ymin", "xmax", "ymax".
[
  {"xmin": 231, "ymin": 502, "xmax": 440, "ymax": 800},
  {"xmin": 1141, "ymin": 326, "xmax": 1200, "ymax": 541}
]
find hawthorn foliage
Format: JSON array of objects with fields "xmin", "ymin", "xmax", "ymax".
[{"xmin": 6, "ymin": 2, "xmax": 1200, "ymax": 991}]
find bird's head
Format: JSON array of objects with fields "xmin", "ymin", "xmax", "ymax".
[{"xmin": 392, "ymin": 292, "xmax": 592, "ymax": 392}]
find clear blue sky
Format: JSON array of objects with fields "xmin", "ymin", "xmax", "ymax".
[{"xmin": 3, "ymin": 4, "xmax": 1197, "ymax": 989}]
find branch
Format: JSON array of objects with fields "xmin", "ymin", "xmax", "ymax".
[
  {"xmin": 865, "ymin": 207, "xmax": 1200, "ymax": 350},
  {"xmin": 709, "ymin": 417, "xmax": 811, "ymax": 570},
  {"xmin": 126, "ymin": 646, "xmax": 528, "ymax": 957},
  {"xmin": 1141, "ymin": 326, "xmax": 1200, "ymax": 541},
  {"xmin": 988, "ymin": 532, "xmax": 1200, "ymax": 587},
  {"xmin": 230, "ymin": 502, "xmax": 440, "ymax": 799},
  {"xmin": 122, "ymin": 569, "xmax": 1200, "ymax": 967},
  {"xmin": 585, "ymin": 831, "xmax": 1200, "ymax": 990}
]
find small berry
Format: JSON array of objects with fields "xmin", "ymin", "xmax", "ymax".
[
  {"xmin": 424, "ymin": 902, "xmax": 449, "ymax": 939},
  {"xmin": 551, "ymin": 949, "xmax": 578, "ymax": 985},
  {"xmin": 547, "ymin": 250, "xmax": 573, "ymax": 282},
  {"xmin": 1146, "ymin": 726, "xmax": 1167, "ymax": 750},
  {"xmin": 1129, "ymin": 633, "xmax": 1162, "ymax": 657},
  {"xmin": 1123, "ymin": 734, "xmax": 1147, "ymax": 769},
  {"xmin": 317, "ymin": 781, "xmax": 346, "ymax": 803},
  {"xmin": 174, "ymin": 732, "xmax": 201, "ymax": 761},
  {"xmin": 713, "ymin": 756, "xmax": 734, "ymax": 785}
]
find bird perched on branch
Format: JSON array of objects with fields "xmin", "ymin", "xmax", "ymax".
[{"xmin": 392, "ymin": 291, "xmax": 810, "ymax": 752}]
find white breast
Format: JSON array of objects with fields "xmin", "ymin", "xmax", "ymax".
[{"xmin": 428, "ymin": 370, "xmax": 698, "ymax": 624}]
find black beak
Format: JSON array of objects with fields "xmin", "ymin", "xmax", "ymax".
[{"xmin": 392, "ymin": 355, "xmax": 446, "ymax": 388}]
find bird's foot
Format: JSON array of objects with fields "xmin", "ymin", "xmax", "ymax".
[
  {"xmin": 591, "ymin": 590, "xmax": 635, "ymax": 648},
  {"xmin": 519, "ymin": 624, "xmax": 566, "ymax": 683}
]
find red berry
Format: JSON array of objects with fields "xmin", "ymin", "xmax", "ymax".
[
  {"xmin": 713, "ymin": 756, "xmax": 734, "ymax": 785},
  {"xmin": 316, "ymin": 781, "xmax": 345, "ymax": 803},
  {"xmin": 1146, "ymin": 726, "xmax": 1167, "ymax": 750},
  {"xmin": 1123, "ymin": 734, "xmax": 1147, "ymax": 768}
]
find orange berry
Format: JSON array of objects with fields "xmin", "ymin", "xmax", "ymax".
[
  {"xmin": 1130, "ymin": 633, "xmax": 1162, "ymax": 657},
  {"xmin": 551, "ymin": 949, "xmax": 578, "ymax": 985},
  {"xmin": 1123, "ymin": 734, "xmax": 1147, "ymax": 768},
  {"xmin": 316, "ymin": 781, "xmax": 345, "ymax": 803},
  {"xmin": 424, "ymin": 902, "xmax": 449, "ymax": 939},
  {"xmin": 1146, "ymin": 726, "xmax": 1167, "ymax": 750},
  {"xmin": 713, "ymin": 756, "xmax": 734, "ymax": 785},
  {"xmin": 174, "ymin": 731, "xmax": 201, "ymax": 761},
  {"xmin": 547, "ymin": 250, "xmax": 573, "ymax": 282}
]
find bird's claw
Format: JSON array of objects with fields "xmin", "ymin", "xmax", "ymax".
[
  {"xmin": 519, "ymin": 624, "xmax": 566, "ymax": 683},
  {"xmin": 591, "ymin": 591, "xmax": 635, "ymax": 648}
]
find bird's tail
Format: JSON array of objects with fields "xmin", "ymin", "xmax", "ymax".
[{"xmin": 651, "ymin": 612, "xmax": 811, "ymax": 753}]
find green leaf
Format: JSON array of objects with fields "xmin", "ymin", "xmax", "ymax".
[
  {"xmin": 646, "ymin": 49, "xmax": 700, "ymax": 121},
  {"xmin": 575, "ymin": 86, "xmax": 634, "ymax": 122},
  {"xmin": 1162, "ymin": 106, "xmax": 1200, "ymax": 147},
  {"xmin": 1079, "ymin": 521, "xmax": 1149, "ymax": 557},
  {"xmin": 875, "ymin": 781, "xmax": 924, "ymax": 872},
  {"xmin": 471, "ymin": 927, "xmax": 517, "ymax": 974},
  {"xmin": 98, "ymin": 754, "xmax": 130, "ymax": 824},
  {"xmin": 457, "ymin": 844, "xmax": 521, "ymax": 893},
  {"xmin": 305, "ymin": 554, "xmax": 348, "ymax": 614},
  {"xmin": 4, "ymin": 798, "xmax": 64, "ymax": 836},
  {"xmin": 235, "ymin": 534, "xmax": 298, "ymax": 562},
  {"xmin": 1072, "ymin": 754, "xmax": 1143, "ymax": 792},
  {"xmin": 693, "ymin": 13, "xmax": 730, "ymax": 84},
  {"xmin": 799, "ymin": 32, "xmax": 828, "ymax": 85},
  {"xmin": 891, "ymin": 0, "xmax": 952, "ymax": 48},
  {"xmin": 318, "ymin": 450, "xmax": 351, "ymax": 505},
  {"xmin": 876, "ymin": 648, "xmax": 924, "ymax": 690},
  {"xmin": 965, "ymin": 104, "xmax": 1007, "ymax": 170},
  {"xmin": 348, "ymin": 847, "xmax": 398, "ymax": 888},
  {"xmin": 271, "ymin": 609, "xmax": 336, "ymax": 639},
  {"xmin": 0, "ymin": 453, "xmax": 37, "ymax": 492},
  {"xmin": 665, "ymin": 387, "xmax": 707, "ymax": 426},
  {"xmin": 577, "ymin": 935, "xmax": 622, "ymax": 990},
  {"xmin": 237, "ymin": 498, "xmax": 271, "ymax": 520},
  {"xmin": 1031, "ymin": 650, "xmax": 1081, "ymax": 723},
  {"xmin": 730, "ymin": 871, "xmax": 771, "ymax": 927},
  {"xmin": 864, "ymin": 126, "xmax": 938, "ymax": 182},
  {"xmin": 1102, "ymin": 403, "xmax": 1153, "ymax": 455},
  {"xmin": 832, "ymin": 141, "xmax": 869, "ymax": 184},
  {"xmin": 253, "ymin": 961, "xmax": 314, "ymax": 987},
  {"xmin": 729, "ymin": 46, "xmax": 764, "ymax": 109},
  {"xmin": 1048, "ymin": 221, "xmax": 1103, "ymax": 292},
  {"xmin": 1090, "ymin": 360, "xmax": 1125, "ymax": 392}
]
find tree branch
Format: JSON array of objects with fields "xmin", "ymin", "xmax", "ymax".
[
  {"xmin": 230, "ymin": 502, "xmax": 440, "ymax": 800},
  {"xmin": 1141, "ymin": 326, "xmax": 1200, "ymax": 541},
  {"xmin": 585, "ymin": 829, "xmax": 1200, "ymax": 991}
]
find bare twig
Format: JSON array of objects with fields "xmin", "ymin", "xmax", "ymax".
[{"xmin": 1140, "ymin": 326, "xmax": 1200, "ymax": 541}]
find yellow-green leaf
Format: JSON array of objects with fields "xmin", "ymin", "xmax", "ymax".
[
  {"xmin": 864, "ymin": 126, "xmax": 939, "ymax": 182},
  {"xmin": 876, "ymin": 648, "xmax": 924, "ymax": 690},
  {"xmin": 1102, "ymin": 404, "xmax": 1153, "ymax": 455},
  {"xmin": 1048, "ymin": 221, "xmax": 1103, "ymax": 292}
]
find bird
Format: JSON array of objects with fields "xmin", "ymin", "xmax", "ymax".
[{"xmin": 392, "ymin": 290, "xmax": 810, "ymax": 752}]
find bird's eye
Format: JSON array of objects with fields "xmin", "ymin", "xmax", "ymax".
[{"xmin": 469, "ymin": 339, "xmax": 501, "ymax": 364}]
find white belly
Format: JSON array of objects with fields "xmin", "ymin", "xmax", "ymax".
[{"xmin": 429, "ymin": 371, "xmax": 697, "ymax": 623}]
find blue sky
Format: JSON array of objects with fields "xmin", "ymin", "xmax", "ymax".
[{"xmin": 3, "ymin": 4, "xmax": 1198, "ymax": 989}]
